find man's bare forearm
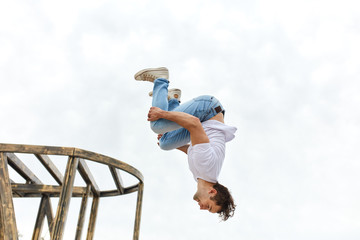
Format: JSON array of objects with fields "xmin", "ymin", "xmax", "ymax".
[
  {"xmin": 159, "ymin": 110, "xmax": 200, "ymax": 131},
  {"xmin": 147, "ymin": 107, "xmax": 209, "ymax": 146}
]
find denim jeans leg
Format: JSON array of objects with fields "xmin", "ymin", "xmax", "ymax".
[
  {"xmin": 152, "ymin": 78, "xmax": 169, "ymax": 111},
  {"xmin": 168, "ymin": 98, "xmax": 180, "ymax": 111},
  {"xmin": 159, "ymin": 128, "xmax": 190, "ymax": 150},
  {"xmin": 150, "ymin": 79, "xmax": 183, "ymax": 134},
  {"xmin": 157, "ymin": 95, "xmax": 224, "ymax": 150}
]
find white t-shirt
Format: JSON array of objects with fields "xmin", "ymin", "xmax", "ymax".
[{"xmin": 187, "ymin": 120, "xmax": 237, "ymax": 183}]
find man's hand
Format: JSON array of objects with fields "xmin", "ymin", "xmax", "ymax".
[
  {"xmin": 147, "ymin": 107, "xmax": 164, "ymax": 121},
  {"xmin": 157, "ymin": 134, "xmax": 163, "ymax": 146},
  {"xmin": 147, "ymin": 106, "xmax": 210, "ymax": 146}
]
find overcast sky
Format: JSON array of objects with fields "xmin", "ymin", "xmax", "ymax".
[{"xmin": 1, "ymin": 0, "xmax": 360, "ymax": 239}]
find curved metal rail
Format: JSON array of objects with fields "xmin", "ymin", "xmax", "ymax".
[{"xmin": 0, "ymin": 143, "xmax": 144, "ymax": 240}]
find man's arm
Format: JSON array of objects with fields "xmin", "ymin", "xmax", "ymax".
[
  {"xmin": 177, "ymin": 144, "xmax": 190, "ymax": 154},
  {"xmin": 148, "ymin": 107, "xmax": 209, "ymax": 146}
]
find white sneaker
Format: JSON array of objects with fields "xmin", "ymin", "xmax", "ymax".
[
  {"xmin": 134, "ymin": 67, "xmax": 169, "ymax": 82},
  {"xmin": 149, "ymin": 88, "xmax": 182, "ymax": 102}
]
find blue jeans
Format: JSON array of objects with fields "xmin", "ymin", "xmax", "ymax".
[{"xmin": 150, "ymin": 78, "xmax": 225, "ymax": 150}]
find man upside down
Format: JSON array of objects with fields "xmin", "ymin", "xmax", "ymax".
[{"xmin": 134, "ymin": 67, "xmax": 237, "ymax": 221}]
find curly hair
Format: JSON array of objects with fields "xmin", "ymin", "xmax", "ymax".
[{"xmin": 210, "ymin": 182, "xmax": 236, "ymax": 221}]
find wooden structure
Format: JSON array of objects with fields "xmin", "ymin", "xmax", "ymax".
[{"xmin": 0, "ymin": 143, "xmax": 144, "ymax": 240}]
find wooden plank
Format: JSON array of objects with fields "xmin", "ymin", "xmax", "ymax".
[
  {"xmin": 133, "ymin": 182, "xmax": 144, "ymax": 240},
  {"xmin": 86, "ymin": 196, "xmax": 100, "ymax": 240},
  {"xmin": 11, "ymin": 182, "xmax": 139, "ymax": 198},
  {"xmin": 0, "ymin": 144, "xmax": 144, "ymax": 184},
  {"xmin": 75, "ymin": 185, "xmax": 91, "ymax": 240},
  {"xmin": 11, "ymin": 184, "xmax": 88, "ymax": 197},
  {"xmin": 31, "ymin": 194, "xmax": 54, "ymax": 240},
  {"xmin": 0, "ymin": 152, "xmax": 18, "ymax": 240},
  {"xmin": 100, "ymin": 184, "xmax": 139, "ymax": 197},
  {"xmin": 6, "ymin": 153, "xmax": 42, "ymax": 184},
  {"xmin": 32, "ymin": 195, "xmax": 48, "ymax": 240},
  {"xmin": 0, "ymin": 143, "xmax": 74, "ymax": 156},
  {"xmin": 74, "ymin": 148, "xmax": 144, "ymax": 183},
  {"xmin": 35, "ymin": 154, "xmax": 63, "ymax": 185},
  {"xmin": 44, "ymin": 195, "xmax": 54, "ymax": 237},
  {"xmin": 52, "ymin": 156, "xmax": 79, "ymax": 240},
  {"xmin": 77, "ymin": 159, "xmax": 100, "ymax": 197},
  {"xmin": 1, "ymin": 143, "xmax": 145, "ymax": 240},
  {"xmin": 10, "ymin": 178, "xmax": 25, "ymax": 197},
  {"xmin": 109, "ymin": 166, "xmax": 125, "ymax": 195},
  {"xmin": 0, "ymin": 206, "xmax": 3, "ymax": 240}
]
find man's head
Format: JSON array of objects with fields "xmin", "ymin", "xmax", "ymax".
[
  {"xmin": 211, "ymin": 182, "xmax": 236, "ymax": 221},
  {"xmin": 193, "ymin": 182, "xmax": 235, "ymax": 221}
]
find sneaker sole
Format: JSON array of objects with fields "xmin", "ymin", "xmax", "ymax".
[{"xmin": 134, "ymin": 67, "xmax": 168, "ymax": 81}]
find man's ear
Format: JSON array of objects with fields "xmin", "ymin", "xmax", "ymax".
[{"xmin": 209, "ymin": 188, "xmax": 217, "ymax": 195}]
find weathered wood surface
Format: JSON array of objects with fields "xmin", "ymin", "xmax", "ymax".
[
  {"xmin": 0, "ymin": 143, "xmax": 144, "ymax": 240},
  {"xmin": 73, "ymin": 148, "xmax": 144, "ymax": 182},
  {"xmin": 75, "ymin": 185, "xmax": 91, "ymax": 240},
  {"xmin": 52, "ymin": 156, "xmax": 79, "ymax": 240},
  {"xmin": 7, "ymin": 153, "xmax": 42, "ymax": 184},
  {"xmin": 133, "ymin": 182, "xmax": 144, "ymax": 240},
  {"xmin": 86, "ymin": 196, "xmax": 100, "ymax": 240},
  {"xmin": 0, "ymin": 152, "xmax": 18, "ymax": 240},
  {"xmin": 11, "ymin": 183, "xmax": 88, "ymax": 197},
  {"xmin": 32, "ymin": 195, "xmax": 53, "ymax": 240},
  {"xmin": 44, "ymin": 195, "xmax": 54, "ymax": 238},
  {"xmin": 78, "ymin": 159, "xmax": 100, "ymax": 197},
  {"xmin": 109, "ymin": 166, "xmax": 125, "ymax": 195},
  {"xmin": 0, "ymin": 143, "xmax": 144, "ymax": 183},
  {"xmin": 0, "ymin": 143, "xmax": 74, "ymax": 156},
  {"xmin": 10, "ymin": 183, "xmax": 140, "ymax": 198},
  {"xmin": 35, "ymin": 154, "xmax": 64, "ymax": 185}
]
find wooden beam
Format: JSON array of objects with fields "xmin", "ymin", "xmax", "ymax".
[
  {"xmin": 74, "ymin": 148, "xmax": 144, "ymax": 183},
  {"xmin": 1, "ymin": 143, "xmax": 144, "ymax": 240},
  {"xmin": 32, "ymin": 195, "xmax": 48, "ymax": 240},
  {"xmin": 35, "ymin": 154, "xmax": 63, "ymax": 185},
  {"xmin": 86, "ymin": 196, "xmax": 100, "ymax": 240},
  {"xmin": 0, "ymin": 206, "xmax": 3, "ymax": 240},
  {"xmin": 75, "ymin": 185, "xmax": 91, "ymax": 240},
  {"xmin": 45, "ymin": 198, "xmax": 54, "ymax": 238},
  {"xmin": 10, "ymin": 178, "xmax": 25, "ymax": 197},
  {"xmin": 30, "ymin": 194, "xmax": 54, "ymax": 239},
  {"xmin": 0, "ymin": 144, "xmax": 144, "ymax": 184},
  {"xmin": 0, "ymin": 143, "xmax": 74, "ymax": 156},
  {"xmin": 52, "ymin": 156, "xmax": 79, "ymax": 240},
  {"xmin": 133, "ymin": 182, "xmax": 144, "ymax": 240},
  {"xmin": 6, "ymin": 153, "xmax": 42, "ymax": 184},
  {"xmin": 77, "ymin": 159, "xmax": 100, "ymax": 197},
  {"xmin": 100, "ymin": 184, "xmax": 139, "ymax": 197},
  {"xmin": 109, "ymin": 166, "xmax": 125, "ymax": 195},
  {"xmin": 11, "ymin": 183, "xmax": 88, "ymax": 197},
  {"xmin": 0, "ymin": 152, "xmax": 18, "ymax": 240}
]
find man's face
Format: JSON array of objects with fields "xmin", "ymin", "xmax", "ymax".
[{"xmin": 193, "ymin": 189, "xmax": 221, "ymax": 213}]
